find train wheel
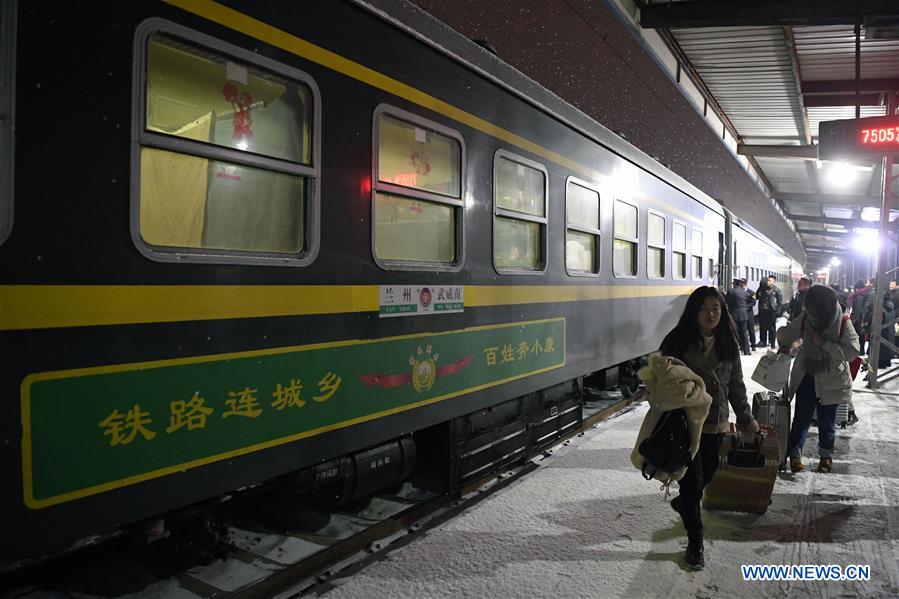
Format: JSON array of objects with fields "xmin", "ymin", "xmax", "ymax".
[{"xmin": 618, "ymin": 359, "xmax": 645, "ymax": 398}]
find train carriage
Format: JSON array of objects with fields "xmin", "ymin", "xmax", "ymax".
[
  {"xmin": 728, "ymin": 215, "xmax": 799, "ymax": 307},
  {"xmin": 0, "ymin": 0, "xmax": 798, "ymax": 567}
]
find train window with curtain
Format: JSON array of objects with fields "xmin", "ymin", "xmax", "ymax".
[
  {"xmin": 673, "ymin": 221, "xmax": 687, "ymax": 279},
  {"xmin": 134, "ymin": 25, "xmax": 321, "ymax": 265},
  {"xmin": 647, "ymin": 210, "xmax": 665, "ymax": 279},
  {"xmin": 692, "ymin": 229, "xmax": 703, "ymax": 279},
  {"xmin": 0, "ymin": 0, "xmax": 14, "ymax": 245},
  {"xmin": 493, "ymin": 150, "xmax": 547, "ymax": 273},
  {"xmin": 565, "ymin": 178, "xmax": 600, "ymax": 275},
  {"xmin": 374, "ymin": 108, "xmax": 464, "ymax": 268},
  {"xmin": 613, "ymin": 199, "xmax": 638, "ymax": 277}
]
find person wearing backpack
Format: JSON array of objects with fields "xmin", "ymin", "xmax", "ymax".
[
  {"xmin": 659, "ymin": 286, "xmax": 759, "ymax": 570},
  {"xmin": 777, "ymin": 285, "xmax": 860, "ymax": 474}
]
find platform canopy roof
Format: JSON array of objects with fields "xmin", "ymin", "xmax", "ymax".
[{"xmin": 639, "ymin": 0, "xmax": 899, "ymax": 270}]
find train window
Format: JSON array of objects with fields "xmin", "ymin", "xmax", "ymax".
[
  {"xmin": 379, "ymin": 114, "xmax": 461, "ymax": 198},
  {"xmin": 494, "ymin": 150, "xmax": 547, "ymax": 273},
  {"xmin": 0, "ymin": 0, "xmax": 14, "ymax": 245},
  {"xmin": 565, "ymin": 178, "xmax": 600, "ymax": 275},
  {"xmin": 613, "ymin": 200, "xmax": 638, "ymax": 277},
  {"xmin": 708, "ymin": 258, "xmax": 714, "ymax": 282},
  {"xmin": 134, "ymin": 26, "xmax": 321, "ymax": 265},
  {"xmin": 692, "ymin": 229, "xmax": 703, "ymax": 280},
  {"xmin": 647, "ymin": 210, "xmax": 665, "ymax": 279},
  {"xmin": 375, "ymin": 193, "xmax": 455, "ymax": 262},
  {"xmin": 673, "ymin": 221, "xmax": 687, "ymax": 280},
  {"xmin": 374, "ymin": 108, "xmax": 464, "ymax": 268}
]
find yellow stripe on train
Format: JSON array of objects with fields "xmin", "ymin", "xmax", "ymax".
[{"xmin": 0, "ymin": 285, "xmax": 693, "ymax": 330}]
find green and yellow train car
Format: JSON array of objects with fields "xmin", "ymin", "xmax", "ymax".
[{"xmin": 0, "ymin": 0, "xmax": 798, "ymax": 566}]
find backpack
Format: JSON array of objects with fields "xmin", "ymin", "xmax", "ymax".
[{"xmin": 638, "ymin": 408, "xmax": 692, "ymax": 480}]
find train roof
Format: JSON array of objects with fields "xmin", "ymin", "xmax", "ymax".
[{"xmin": 355, "ymin": 0, "xmax": 726, "ymax": 220}]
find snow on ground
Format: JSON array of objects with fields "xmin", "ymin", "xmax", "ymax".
[{"xmin": 317, "ymin": 352, "xmax": 899, "ymax": 599}]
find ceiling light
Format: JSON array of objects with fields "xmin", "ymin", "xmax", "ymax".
[
  {"xmin": 861, "ymin": 208, "xmax": 881, "ymax": 222},
  {"xmin": 823, "ymin": 207, "xmax": 853, "ymax": 219},
  {"xmin": 826, "ymin": 162, "xmax": 857, "ymax": 187},
  {"xmin": 853, "ymin": 228, "xmax": 880, "ymax": 254}
]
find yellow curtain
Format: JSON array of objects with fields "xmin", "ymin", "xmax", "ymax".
[{"xmin": 140, "ymin": 113, "xmax": 212, "ymax": 247}]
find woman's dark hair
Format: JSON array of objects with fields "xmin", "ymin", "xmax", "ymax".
[
  {"xmin": 660, "ymin": 286, "xmax": 740, "ymax": 362},
  {"xmin": 804, "ymin": 284, "xmax": 839, "ymax": 325}
]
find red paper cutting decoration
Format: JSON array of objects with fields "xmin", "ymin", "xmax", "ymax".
[{"xmin": 222, "ymin": 82, "xmax": 253, "ymax": 142}]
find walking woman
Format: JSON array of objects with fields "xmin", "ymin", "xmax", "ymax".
[
  {"xmin": 660, "ymin": 286, "xmax": 759, "ymax": 570},
  {"xmin": 777, "ymin": 285, "xmax": 860, "ymax": 473}
]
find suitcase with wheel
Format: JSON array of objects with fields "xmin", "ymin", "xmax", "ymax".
[
  {"xmin": 751, "ymin": 390, "xmax": 790, "ymax": 471},
  {"xmin": 836, "ymin": 403, "xmax": 850, "ymax": 428},
  {"xmin": 702, "ymin": 429, "xmax": 779, "ymax": 514}
]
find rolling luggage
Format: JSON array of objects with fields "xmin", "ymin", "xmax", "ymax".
[
  {"xmin": 702, "ymin": 430, "xmax": 779, "ymax": 514},
  {"xmin": 751, "ymin": 390, "xmax": 790, "ymax": 471},
  {"xmin": 836, "ymin": 403, "xmax": 850, "ymax": 428}
]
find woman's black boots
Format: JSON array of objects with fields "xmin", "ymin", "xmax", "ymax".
[
  {"xmin": 685, "ymin": 530, "xmax": 705, "ymax": 570},
  {"xmin": 673, "ymin": 496, "xmax": 705, "ymax": 569}
]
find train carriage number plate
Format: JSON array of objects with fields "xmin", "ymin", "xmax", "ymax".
[{"xmin": 379, "ymin": 285, "xmax": 464, "ymax": 317}]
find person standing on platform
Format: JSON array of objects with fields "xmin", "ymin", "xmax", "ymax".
[
  {"xmin": 848, "ymin": 280, "xmax": 869, "ymax": 352},
  {"xmin": 726, "ymin": 278, "xmax": 752, "ymax": 355},
  {"xmin": 777, "ymin": 285, "xmax": 859, "ymax": 474},
  {"xmin": 789, "ymin": 276, "xmax": 812, "ymax": 321},
  {"xmin": 660, "ymin": 286, "xmax": 759, "ymax": 570},
  {"xmin": 757, "ymin": 275, "xmax": 782, "ymax": 349},
  {"xmin": 830, "ymin": 284, "xmax": 849, "ymax": 310},
  {"xmin": 863, "ymin": 288, "xmax": 895, "ymax": 368},
  {"xmin": 745, "ymin": 281, "xmax": 758, "ymax": 350}
]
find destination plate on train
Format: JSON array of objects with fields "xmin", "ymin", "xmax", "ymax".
[{"xmin": 379, "ymin": 285, "xmax": 464, "ymax": 317}]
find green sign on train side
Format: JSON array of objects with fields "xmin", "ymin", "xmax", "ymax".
[{"xmin": 22, "ymin": 318, "xmax": 565, "ymax": 508}]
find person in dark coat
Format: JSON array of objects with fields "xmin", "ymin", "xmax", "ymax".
[
  {"xmin": 788, "ymin": 276, "xmax": 812, "ymax": 321},
  {"xmin": 848, "ymin": 280, "xmax": 868, "ymax": 333},
  {"xmin": 863, "ymin": 289, "xmax": 895, "ymax": 368},
  {"xmin": 745, "ymin": 282, "xmax": 758, "ymax": 350},
  {"xmin": 660, "ymin": 286, "xmax": 759, "ymax": 570},
  {"xmin": 725, "ymin": 278, "xmax": 752, "ymax": 355},
  {"xmin": 830, "ymin": 284, "xmax": 849, "ymax": 309},
  {"xmin": 757, "ymin": 275, "xmax": 783, "ymax": 348}
]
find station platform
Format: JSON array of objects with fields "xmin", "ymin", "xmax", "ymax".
[{"xmin": 315, "ymin": 351, "xmax": 899, "ymax": 598}]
